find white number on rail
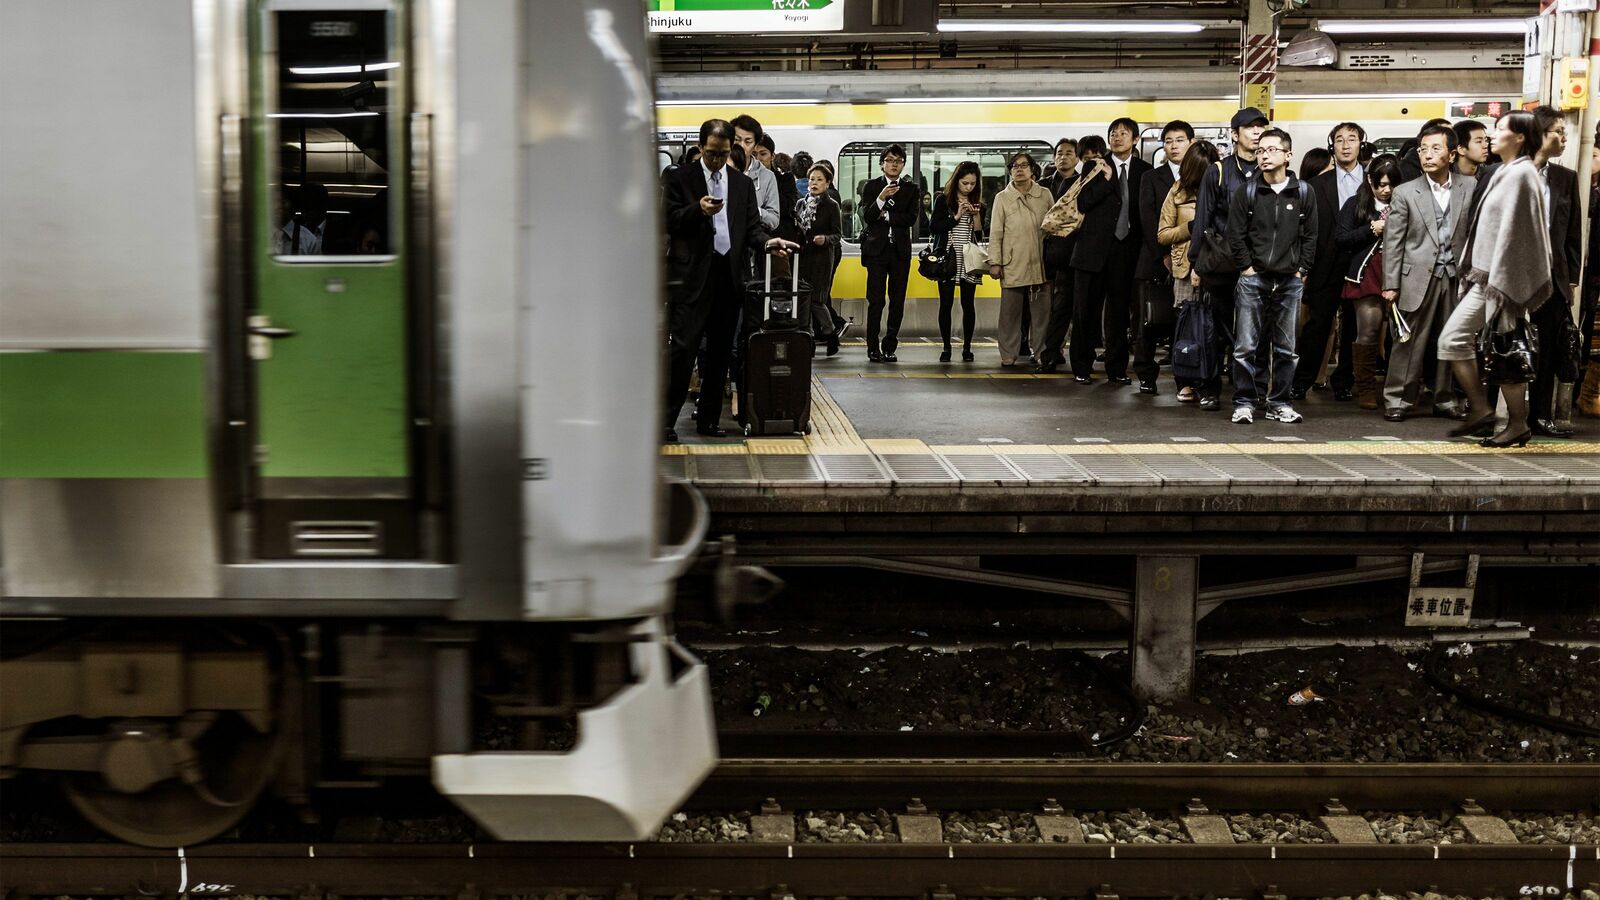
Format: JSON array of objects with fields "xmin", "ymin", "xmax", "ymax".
[
  {"xmin": 191, "ymin": 884, "xmax": 235, "ymax": 893},
  {"xmin": 1520, "ymin": 887, "xmax": 1561, "ymax": 896}
]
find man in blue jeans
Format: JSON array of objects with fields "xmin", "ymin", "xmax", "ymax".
[{"xmin": 1225, "ymin": 127, "xmax": 1319, "ymax": 424}]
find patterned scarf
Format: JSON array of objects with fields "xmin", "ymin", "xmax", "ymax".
[{"xmin": 797, "ymin": 193, "xmax": 820, "ymax": 231}]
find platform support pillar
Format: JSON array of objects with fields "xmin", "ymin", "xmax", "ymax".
[{"xmin": 1131, "ymin": 556, "xmax": 1199, "ymax": 703}]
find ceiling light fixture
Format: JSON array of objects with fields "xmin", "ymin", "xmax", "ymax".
[
  {"xmin": 936, "ymin": 19, "xmax": 1209, "ymax": 34},
  {"xmin": 1318, "ymin": 19, "xmax": 1525, "ymax": 36},
  {"xmin": 289, "ymin": 61, "xmax": 401, "ymax": 75}
]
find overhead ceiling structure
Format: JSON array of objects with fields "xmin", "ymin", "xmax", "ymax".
[{"xmin": 651, "ymin": 0, "xmax": 1537, "ymax": 73}]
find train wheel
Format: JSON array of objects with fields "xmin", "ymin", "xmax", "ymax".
[{"xmin": 62, "ymin": 710, "xmax": 281, "ymax": 847}]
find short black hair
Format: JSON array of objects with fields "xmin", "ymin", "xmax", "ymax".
[
  {"xmin": 881, "ymin": 144, "xmax": 907, "ymax": 163},
  {"xmin": 1328, "ymin": 121, "xmax": 1366, "ymax": 144},
  {"xmin": 1108, "ymin": 116, "xmax": 1139, "ymax": 137},
  {"xmin": 1161, "ymin": 119, "xmax": 1194, "ymax": 141},
  {"xmin": 698, "ymin": 118, "xmax": 735, "ymax": 146},
  {"xmin": 729, "ymin": 114, "xmax": 764, "ymax": 143},
  {"xmin": 1077, "ymin": 135, "xmax": 1108, "ymax": 157},
  {"xmin": 757, "ymin": 133, "xmax": 775, "ymax": 153},
  {"xmin": 1055, "ymin": 137, "xmax": 1078, "ymax": 152},
  {"xmin": 1452, "ymin": 119, "xmax": 1487, "ymax": 148},
  {"xmin": 1417, "ymin": 124, "xmax": 1458, "ymax": 152},
  {"xmin": 1259, "ymin": 127, "xmax": 1292, "ymax": 151},
  {"xmin": 1532, "ymin": 104, "xmax": 1564, "ymax": 139},
  {"xmin": 1009, "ymin": 150, "xmax": 1040, "ymax": 179},
  {"xmin": 1417, "ymin": 117, "xmax": 1451, "ymax": 137}
]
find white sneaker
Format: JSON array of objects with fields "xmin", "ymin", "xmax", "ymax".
[
  {"xmin": 1231, "ymin": 406, "xmax": 1254, "ymax": 425},
  {"xmin": 1267, "ymin": 406, "xmax": 1304, "ymax": 424}
]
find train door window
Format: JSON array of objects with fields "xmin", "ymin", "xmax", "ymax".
[
  {"xmin": 917, "ymin": 142, "xmax": 1051, "ymax": 238},
  {"xmin": 268, "ymin": 6, "xmax": 396, "ymax": 259},
  {"xmin": 1148, "ymin": 126, "xmax": 1230, "ymax": 167},
  {"xmin": 836, "ymin": 144, "xmax": 893, "ymax": 243}
]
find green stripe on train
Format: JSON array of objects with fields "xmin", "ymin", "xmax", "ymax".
[{"xmin": 0, "ymin": 352, "xmax": 206, "ymax": 478}]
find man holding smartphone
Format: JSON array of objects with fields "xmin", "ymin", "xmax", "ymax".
[
  {"xmin": 858, "ymin": 144, "xmax": 919, "ymax": 362},
  {"xmin": 661, "ymin": 119, "xmax": 797, "ymax": 441}
]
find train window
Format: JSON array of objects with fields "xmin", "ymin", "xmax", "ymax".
[
  {"xmin": 918, "ymin": 142, "xmax": 1051, "ymax": 239},
  {"xmin": 268, "ymin": 7, "xmax": 396, "ymax": 260},
  {"xmin": 838, "ymin": 141, "xmax": 1050, "ymax": 245}
]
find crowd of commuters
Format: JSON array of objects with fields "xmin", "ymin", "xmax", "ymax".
[{"xmin": 660, "ymin": 107, "xmax": 1598, "ymax": 447}]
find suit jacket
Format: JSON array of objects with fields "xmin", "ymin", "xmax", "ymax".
[
  {"xmin": 1044, "ymin": 170, "xmax": 1079, "ymax": 276},
  {"xmin": 1071, "ymin": 155, "xmax": 1151, "ymax": 272},
  {"xmin": 662, "ymin": 162, "xmax": 771, "ymax": 304},
  {"xmin": 775, "ymin": 168, "xmax": 801, "ymax": 243},
  {"xmin": 1381, "ymin": 174, "xmax": 1477, "ymax": 312},
  {"xmin": 1134, "ymin": 162, "xmax": 1177, "ymax": 280},
  {"xmin": 1306, "ymin": 169, "xmax": 1345, "ymax": 290},
  {"xmin": 1546, "ymin": 162, "xmax": 1583, "ymax": 304},
  {"xmin": 859, "ymin": 174, "xmax": 919, "ymax": 264}
]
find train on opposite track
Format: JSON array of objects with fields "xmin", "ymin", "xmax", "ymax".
[{"xmin": 1, "ymin": 0, "xmax": 714, "ymax": 847}]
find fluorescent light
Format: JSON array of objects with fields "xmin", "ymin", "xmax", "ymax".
[
  {"xmin": 1319, "ymin": 18, "xmax": 1525, "ymax": 35},
  {"xmin": 938, "ymin": 19, "xmax": 1208, "ymax": 34},
  {"xmin": 289, "ymin": 61, "xmax": 401, "ymax": 75},
  {"xmin": 269, "ymin": 111, "xmax": 381, "ymax": 118}
]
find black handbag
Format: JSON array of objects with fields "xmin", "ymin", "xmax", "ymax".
[
  {"xmin": 1554, "ymin": 303, "xmax": 1583, "ymax": 383},
  {"xmin": 1140, "ymin": 277, "xmax": 1177, "ymax": 329},
  {"xmin": 917, "ymin": 234, "xmax": 957, "ymax": 281},
  {"xmin": 1479, "ymin": 315, "xmax": 1539, "ymax": 386}
]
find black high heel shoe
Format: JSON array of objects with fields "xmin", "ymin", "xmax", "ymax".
[
  {"xmin": 939, "ymin": 348, "xmax": 952, "ymax": 362},
  {"xmin": 962, "ymin": 349, "xmax": 975, "ymax": 362},
  {"xmin": 1480, "ymin": 428, "xmax": 1532, "ymax": 448},
  {"xmin": 1448, "ymin": 414, "xmax": 1496, "ymax": 438}
]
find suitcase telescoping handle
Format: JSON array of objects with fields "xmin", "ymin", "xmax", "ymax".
[{"xmin": 763, "ymin": 246, "xmax": 801, "ymax": 322}]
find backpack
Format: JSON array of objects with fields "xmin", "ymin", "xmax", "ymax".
[{"xmin": 1193, "ymin": 161, "xmax": 1310, "ymax": 278}]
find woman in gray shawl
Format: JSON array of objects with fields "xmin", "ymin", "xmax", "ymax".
[{"xmin": 1437, "ymin": 110, "xmax": 1553, "ymax": 448}]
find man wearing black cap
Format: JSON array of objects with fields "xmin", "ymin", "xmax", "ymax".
[{"xmin": 1189, "ymin": 107, "xmax": 1269, "ymax": 410}]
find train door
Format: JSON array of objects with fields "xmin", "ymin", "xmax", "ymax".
[{"xmin": 245, "ymin": 0, "xmax": 421, "ymax": 558}]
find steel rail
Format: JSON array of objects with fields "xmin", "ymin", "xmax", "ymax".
[
  {"xmin": 694, "ymin": 760, "xmax": 1600, "ymax": 811},
  {"xmin": 2, "ymin": 841, "xmax": 1594, "ymax": 898}
]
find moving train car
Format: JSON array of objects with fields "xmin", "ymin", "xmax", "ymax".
[
  {"xmin": 0, "ymin": 0, "xmax": 713, "ymax": 846},
  {"xmin": 655, "ymin": 69, "xmax": 1519, "ymax": 332}
]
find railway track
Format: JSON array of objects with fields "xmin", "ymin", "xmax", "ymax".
[
  {"xmin": 2, "ymin": 840, "xmax": 1594, "ymax": 898},
  {"xmin": 5, "ymin": 761, "xmax": 1597, "ymax": 898}
]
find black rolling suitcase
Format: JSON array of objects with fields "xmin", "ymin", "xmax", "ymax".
[{"xmin": 742, "ymin": 252, "xmax": 813, "ymax": 436}]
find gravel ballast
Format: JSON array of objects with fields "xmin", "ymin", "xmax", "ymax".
[{"xmin": 699, "ymin": 642, "xmax": 1600, "ymax": 763}]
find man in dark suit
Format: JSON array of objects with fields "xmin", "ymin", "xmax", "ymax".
[
  {"xmin": 1131, "ymin": 120, "xmax": 1192, "ymax": 392},
  {"xmin": 661, "ymin": 119, "xmax": 795, "ymax": 442},
  {"xmin": 858, "ymin": 144, "xmax": 919, "ymax": 361},
  {"xmin": 1529, "ymin": 106, "xmax": 1584, "ymax": 437},
  {"xmin": 1068, "ymin": 117, "xmax": 1152, "ymax": 383},
  {"xmin": 1292, "ymin": 122, "xmax": 1366, "ymax": 402}
]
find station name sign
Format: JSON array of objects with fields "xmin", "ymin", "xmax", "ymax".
[{"xmin": 648, "ymin": 0, "xmax": 845, "ymax": 34}]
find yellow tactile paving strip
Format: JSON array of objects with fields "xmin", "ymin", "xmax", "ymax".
[{"xmin": 804, "ymin": 376, "xmax": 867, "ymax": 452}]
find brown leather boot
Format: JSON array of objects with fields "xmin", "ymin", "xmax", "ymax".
[{"xmin": 1353, "ymin": 343, "xmax": 1379, "ymax": 410}]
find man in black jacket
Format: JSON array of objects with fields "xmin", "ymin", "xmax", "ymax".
[
  {"xmin": 1034, "ymin": 137, "xmax": 1085, "ymax": 373},
  {"xmin": 1132, "ymin": 120, "xmax": 1193, "ymax": 392},
  {"xmin": 1067, "ymin": 117, "xmax": 1151, "ymax": 383},
  {"xmin": 1190, "ymin": 107, "xmax": 1268, "ymax": 409},
  {"xmin": 1529, "ymin": 106, "xmax": 1584, "ymax": 437},
  {"xmin": 1226, "ymin": 128, "xmax": 1318, "ymax": 425},
  {"xmin": 858, "ymin": 144, "xmax": 919, "ymax": 362},
  {"xmin": 1292, "ymin": 122, "xmax": 1365, "ymax": 402},
  {"xmin": 661, "ymin": 119, "xmax": 796, "ymax": 441}
]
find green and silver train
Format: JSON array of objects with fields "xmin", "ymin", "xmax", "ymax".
[{"xmin": 0, "ymin": 0, "xmax": 713, "ymax": 846}]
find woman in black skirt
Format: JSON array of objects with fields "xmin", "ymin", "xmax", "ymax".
[
  {"xmin": 929, "ymin": 160, "xmax": 984, "ymax": 362},
  {"xmin": 797, "ymin": 163, "xmax": 843, "ymax": 356}
]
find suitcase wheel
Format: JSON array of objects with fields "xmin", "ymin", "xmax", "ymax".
[
  {"xmin": 802, "ymin": 422, "xmax": 812, "ymax": 435},
  {"xmin": 743, "ymin": 423, "xmax": 753, "ymax": 436}
]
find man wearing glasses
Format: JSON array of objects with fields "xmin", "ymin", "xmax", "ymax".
[
  {"xmin": 1226, "ymin": 128, "xmax": 1319, "ymax": 425},
  {"xmin": 858, "ymin": 144, "xmax": 920, "ymax": 362}
]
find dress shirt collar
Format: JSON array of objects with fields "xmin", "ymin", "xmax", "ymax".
[
  {"xmin": 701, "ymin": 159, "xmax": 725, "ymax": 188},
  {"xmin": 1168, "ymin": 160, "xmax": 1181, "ymax": 179}
]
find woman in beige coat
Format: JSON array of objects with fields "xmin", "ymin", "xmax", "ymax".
[
  {"xmin": 988, "ymin": 151, "xmax": 1054, "ymax": 365},
  {"xmin": 1157, "ymin": 139, "xmax": 1220, "ymax": 402}
]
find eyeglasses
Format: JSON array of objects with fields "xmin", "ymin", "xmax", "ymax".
[{"xmin": 1257, "ymin": 147, "xmax": 1287, "ymax": 156}]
